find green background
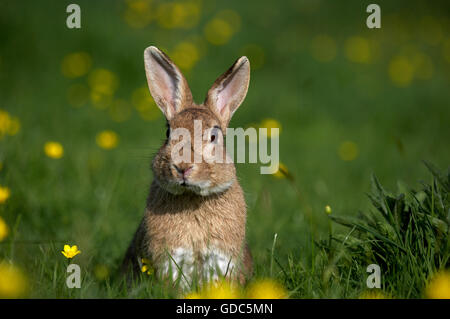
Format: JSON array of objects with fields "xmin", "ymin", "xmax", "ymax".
[{"xmin": 0, "ymin": 0, "xmax": 449, "ymax": 297}]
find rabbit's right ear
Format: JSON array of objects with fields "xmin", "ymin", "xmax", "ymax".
[
  {"xmin": 144, "ymin": 46, "xmax": 193, "ymax": 120},
  {"xmin": 205, "ymin": 56, "xmax": 250, "ymax": 128}
]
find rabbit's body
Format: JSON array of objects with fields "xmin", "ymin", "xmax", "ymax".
[
  {"xmin": 122, "ymin": 46, "xmax": 252, "ymax": 287},
  {"xmin": 126, "ymin": 177, "xmax": 251, "ymax": 284}
]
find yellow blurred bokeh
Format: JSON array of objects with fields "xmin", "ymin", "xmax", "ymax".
[
  {"xmin": 88, "ymin": 68, "xmax": 118, "ymax": 109},
  {"xmin": 171, "ymin": 41, "xmax": 200, "ymax": 71},
  {"xmin": 388, "ymin": 56, "xmax": 414, "ymax": 87},
  {"xmin": 88, "ymin": 68, "xmax": 118, "ymax": 96},
  {"xmin": 359, "ymin": 290, "xmax": 388, "ymax": 299},
  {"xmin": 123, "ymin": 0, "xmax": 153, "ymax": 29},
  {"xmin": 44, "ymin": 141, "xmax": 64, "ymax": 159},
  {"xmin": 61, "ymin": 52, "xmax": 92, "ymax": 78},
  {"xmin": 246, "ymin": 279, "xmax": 288, "ymax": 299},
  {"xmin": 345, "ymin": 36, "xmax": 371, "ymax": 64},
  {"xmin": 0, "ymin": 109, "xmax": 21, "ymax": 138},
  {"xmin": 338, "ymin": 141, "xmax": 359, "ymax": 161},
  {"xmin": 156, "ymin": 1, "xmax": 201, "ymax": 29},
  {"xmin": 0, "ymin": 186, "xmax": 10, "ymax": 205},
  {"xmin": 204, "ymin": 18, "xmax": 234, "ymax": 46},
  {"xmin": 94, "ymin": 264, "xmax": 110, "ymax": 281},
  {"xmin": 0, "ymin": 262, "xmax": 28, "ymax": 298},
  {"xmin": 426, "ymin": 270, "xmax": 450, "ymax": 299},
  {"xmin": 272, "ymin": 162, "xmax": 289, "ymax": 179},
  {"xmin": 96, "ymin": 130, "xmax": 119, "ymax": 150},
  {"xmin": 131, "ymin": 87, "xmax": 160, "ymax": 121},
  {"xmin": 259, "ymin": 118, "xmax": 281, "ymax": 138},
  {"xmin": 0, "ymin": 217, "xmax": 9, "ymax": 241}
]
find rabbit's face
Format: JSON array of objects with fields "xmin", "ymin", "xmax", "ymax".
[
  {"xmin": 144, "ymin": 46, "xmax": 249, "ymax": 196},
  {"xmin": 152, "ymin": 107, "xmax": 235, "ymax": 196}
]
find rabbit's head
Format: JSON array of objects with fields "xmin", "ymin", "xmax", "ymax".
[{"xmin": 144, "ymin": 46, "xmax": 250, "ymax": 196}]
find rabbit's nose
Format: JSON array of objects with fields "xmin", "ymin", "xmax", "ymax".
[{"xmin": 173, "ymin": 164, "xmax": 193, "ymax": 178}]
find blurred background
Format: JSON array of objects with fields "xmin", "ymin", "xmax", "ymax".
[{"xmin": 0, "ymin": 0, "xmax": 449, "ymax": 297}]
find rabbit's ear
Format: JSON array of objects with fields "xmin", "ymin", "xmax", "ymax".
[
  {"xmin": 205, "ymin": 56, "xmax": 250, "ymax": 127},
  {"xmin": 144, "ymin": 46, "xmax": 193, "ymax": 120}
]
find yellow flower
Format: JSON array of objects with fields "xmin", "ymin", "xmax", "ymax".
[
  {"xmin": 338, "ymin": 141, "xmax": 359, "ymax": 161},
  {"xmin": 61, "ymin": 52, "xmax": 92, "ymax": 78},
  {"xmin": 184, "ymin": 291, "xmax": 202, "ymax": 299},
  {"xmin": 0, "ymin": 186, "xmax": 11, "ymax": 204},
  {"xmin": 61, "ymin": 245, "xmax": 81, "ymax": 259},
  {"xmin": 44, "ymin": 141, "xmax": 64, "ymax": 159},
  {"xmin": 246, "ymin": 279, "xmax": 287, "ymax": 299},
  {"xmin": 426, "ymin": 270, "xmax": 450, "ymax": 299},
  {"xmin": 203, "ymin": 280, "xmax": 241, "ymax": 299},
  {"xmin": 359, "ymin": 290, "xmax": 388, "ymax": 299},
  {"xmin": 272, "ymin": 163, "xmax": 289, "ymax": 179},
  {"xmin": 0, "ymin": 262, "xmax": 28, "ymax": 298},
  {"xmin": 96, "ymin": 130, "xmax": 119, "ymax": 150},
  {"xmin": 183, "ymin": 279, "xmax": 242, "ymax": 299},
  {"xmin": 259, "ymin": 118, "xmax": 281, "ymax": 138},
  {"xmin": 0, "ymin": 216, "xmax": 9, "ymax": 241},
  {"xmin": 311, "ymin": 35, "xmax": 337, "ymax": 63},
  {"xmin": 140, "ymin": 258, "xmax": 154, "ymax": 275},
  {"xmin": 325, "ymin": 205, "xmax": 332, "ymax": 215}
]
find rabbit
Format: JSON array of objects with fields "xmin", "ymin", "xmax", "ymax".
[{"xmin": 121, "ymin": 46, "xmax": 253, "ymax": 288}]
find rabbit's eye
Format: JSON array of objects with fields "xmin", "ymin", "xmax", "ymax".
[
  {"xmin": 210, "ymin": 127, "xmax": 220, "ymax": 143},
  {"xmin": 166, "ymin": 128, "xmax": 170, "ymax": 138}
]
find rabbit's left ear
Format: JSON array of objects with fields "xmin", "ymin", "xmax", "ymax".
[
  {"xmin": 144, "ymin": 46, "xmax": 193, "ymax": 120},
  {"xmin": 205, "ymin": 56, "xmax": 250, "ymax": 127}
]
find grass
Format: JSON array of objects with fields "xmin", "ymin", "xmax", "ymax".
[{"xmin": 0, "ymin": 0, "xmax": 449, "ymax": 298}]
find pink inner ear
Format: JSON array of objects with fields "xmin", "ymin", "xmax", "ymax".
[
  {"xmin": 216, "ymin": 79, "xmax": 240, "ymax": 115},
  {"xmin": 152, "ymin": 61, "xmax": 177, "ymax": 115}
]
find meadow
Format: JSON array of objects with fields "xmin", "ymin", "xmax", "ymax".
[{"xmin": 0, "ymin": 0, "xmax": 449, "ymax": 298}]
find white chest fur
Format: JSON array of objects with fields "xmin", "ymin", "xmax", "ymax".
[{"xmin": 159, "ymin": 247, "xmax": 235, "ymax": 287}]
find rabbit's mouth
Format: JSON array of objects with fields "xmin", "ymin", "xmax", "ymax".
[
  {"xmin": 180, "ymin": 179, "xmax": 233, "ymax": 196},
  {"xmin": 155, "ymin": 174, "xmax": 233, "ymax": 196}
]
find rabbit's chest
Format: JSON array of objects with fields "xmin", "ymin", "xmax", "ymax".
[
  {"xmin": 159, "ymin": 246, "xmax": 234, "ymax": 285},
  {"xmin": 146, "ymin": 209, "xmax": 240, "ymax": 253}
]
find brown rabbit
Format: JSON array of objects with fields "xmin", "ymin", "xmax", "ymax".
[{"xmin": 122, "ymin": 46, "xmax": 252, "ymax": 288}]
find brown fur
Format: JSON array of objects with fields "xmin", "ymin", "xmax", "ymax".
[{"xmin": 121, "ymin": 46, "xmax": 252, "ymax": 286}]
